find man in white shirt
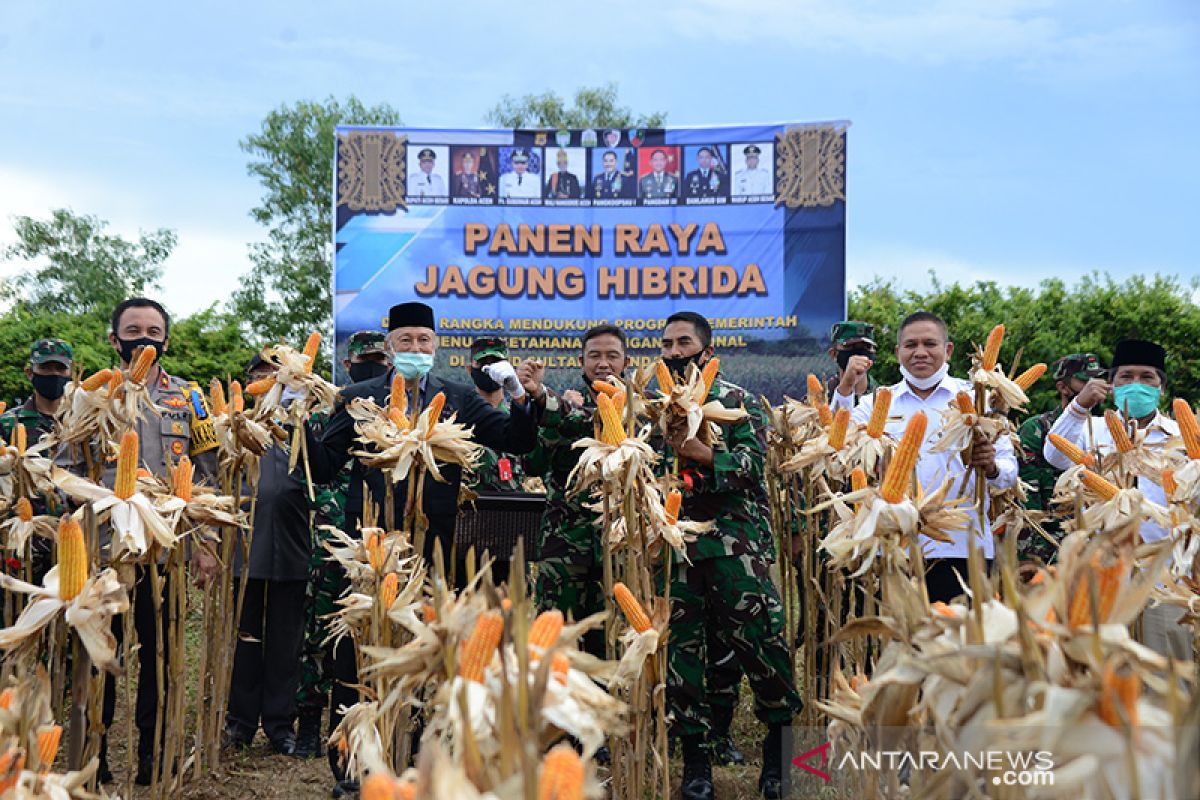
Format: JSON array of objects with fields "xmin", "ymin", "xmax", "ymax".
[
  {"xmin": 733, "ymin": 144, "xmax": 772, "ymax": 196},
  {"xmin": 499, "ymin": 148, "xmax": 541, "ymax": 199},
  {"xmin": 1042, "ymin": 338, "xmax": 1189, "ymax": 660},
  {"xmin": 408, "ymin": 148, "xmax": 446, "ymax": 198},
  {"xmin": 833, "ymin": 311, "xmax": 1018, "ymax": 602}
]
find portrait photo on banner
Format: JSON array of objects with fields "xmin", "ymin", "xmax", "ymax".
[
  {"xmin": 731, "ymin": 141, "xmax": 774, "ymax": 199},
  {"xmin": 543, "ymin": 147, "xmax": 587, "ymax": 202},
  {"xmin": 589, "ymin": 147, "xmax": 636, "ymax": 200},
  {"xmin": 406, "ymin": 144, "xmax": 449, "ymax": 202},
  {"xmin": 682, "ymin": 144, "xmax": 730, "ymax": 201},
  {"xmin": 637, "ymin": 145, "xmax": 680, "ymax": 201},
  {"xmin": 449, "ymin": 145, "xmax": 497, "ymax": 200},
  {"xmin": 498, "ymin": 146, "xmax": 543, "ymax": 201}
]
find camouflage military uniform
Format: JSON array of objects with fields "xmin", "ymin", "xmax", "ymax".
[
  {"xmin": 469, "ymin": 403, "xmax": 526, "ymax": 493},
  {"xmin": 523, "ymin": 384, "xmax": 606, "ymax": 655},
  {"xmin": 657, "ymin": 375, "xmax": 802, "ymax": 737},
  {"xmin": 1017, "ymin": 406, "xmax": 1067, "ymax": 564},
  {"xmin": 1, "ymin": 398, "xmax": 63, "ymax": 580}
]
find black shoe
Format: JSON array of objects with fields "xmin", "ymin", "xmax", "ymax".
[
  {"xmin": 134, "ymin": 754, "xmax": 154, "ymax": 787},
  {"xmin": 96, "ymin": 736, "xmax": 113, "ymax": 784},
  {"xmin": 759, "ymin": 724, "xmax": 787, "ymax": 799},
  {"xmin": 294, "ymin": 714, "xmax": 323, "ymax": 759},
  {"xmin": 593, "ymin": 744, "xmax": 610, "ymax": 766},
  {"xmin": 223, "ymin": 724, "xmax": 254, "ymax": 749},
  {"xmin": 681, "ymin": 735, "xmax": 714, "ymax": 800},
  {"xmin": 331, "ymin": 778, "xmax": 359, "ymax": 798},
  {"xmin": 271, "ymin": 733, "xmax": 297, "ymax": 756},
  {"xmin": 709, "ymin": 732, "xmax": 746, "ymax": 766}
]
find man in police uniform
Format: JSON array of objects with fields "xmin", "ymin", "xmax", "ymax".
[
  {"xmin": 0, "ymin": 339, "xmax": 74, "ymax": 582},
  {"xmin": 545, "ymin": 149, "xmax": 582, "ymax": 200},
  {"xmin": 499, "ymin": 149, "xmax": 541, "ymax": 199},
  {"xmin": 825, "ymin": 321, "xmax": 878, "ymax": 399},
  {"xmin": 639, "ymin": 149, "xmax": 678, "ymax": 199},
  {"xmin": 733, "ymin": 144, "xmax": 772, "ymax": 196},
  {"xmin": 408, "ymin": 148, "xmax": 446, "ymax": 198},
  {"xmin": 591, "ymin": 150, "xmax": 631, "ymax": 199},
  {"xmin": 684, "ymin": 147, "xmax": 727, "ymax": 198},
  {"xmin": 453, "ymin": 150, "xmax": 483, "ymax": 198},
  {"xmin": 1017, "ymin": 353, "xmax": 1106, "ymax": 569},
  {"xmin": 66, "ymin": 298, "xmax": 219, "ymax": 785}
]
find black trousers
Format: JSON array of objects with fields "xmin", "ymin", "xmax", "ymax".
[
  {"xmin": 925, "ymin": 558, "xmax": 993, "ymax": 604},
  {"xmin": 102, "ymin": 567, "xmax": 173, "ymax": 758},
  {"xmin": 227, "ymin": 578, "xmax": 307, "ymax": 741}
]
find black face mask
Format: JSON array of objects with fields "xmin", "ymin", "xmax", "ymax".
[
  {"xmin": 471, "ymin": 367, "xmax": 502, "ymax": 393},
  {"xmin": 836, "ymin": 348, "xmax": 876, "ymax": 372},
  {"xmin": 348, "ymin": 361, "xmax": 388, "ymax": 383},
  {"xmin": 662, "ymin": 353, "xmax": 703, "ymax": 379},
  {"xmin": 31, "ymin": 373, "xmax": 70, "ymax": 401},
  {"xmin": 116, "ymin": 336, "xmax": 164, "ymax": 366}
]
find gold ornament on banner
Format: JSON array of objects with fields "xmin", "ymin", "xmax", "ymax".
[
  {"xmin": 337, "ymin": 131, "xmax": 408, "ymax": 213},
  {"xmin": 774, "ymin": 125, "xmax": 846, "ymax": 208}
]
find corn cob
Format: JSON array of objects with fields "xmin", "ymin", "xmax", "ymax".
[
  {"xmin": 807, "ymin": 373, "xmax": 824, "ymax": 405},
  {"xmin": 209, "ymin": 378, "xmax": 227, "ymax": 415},
  {"xmin": 37, "ymin": 724, "xmax": 62, "ymax": 767},
  {"xmin": 610, "ymin": 390, "xmax": 626, "ymax": 418},
  {"xmin": 130, "ymin": 344, "xmax": 157, "ymax": 383},
  {"xmin": 931, "ymin": 601, "xmax": 956, "ymax": 618},
  {"xmin": 107, "ymin": 369, "xmax": 122, "ymax": 396},
  {"xmin": 613, "ymin": 582, "xmax": 652, "ymax": 633},
  {"xmin": 58, "ymin": 515, "xmax": 87, "ymax": 602},
  {"xmin": 230, "ymin": 380, "xmax": 245, "ymax": 414},
  {"xmin": 954, "ymin": 391, "xmax": 976, "ymax": 415},
  {"xmin": 655, "ymin": 360, "xmax": 674, "ymax": 393},
  {"xmin": 849, "ymin": 673, "xmax": 870, "ymax": 693},
  {"xmin": 361, "ymin": 773, "xmax": 400, "ymax": 800},
  {"xmin": 1174, "ymin": 398, "xmax": 1200, "ymax": 460},
  {"xmin": 1162, "ymin": 468, "xmax": 1177, "ymax": 501},
  {"xmin": 81, "ymin": 369, "xmax": 113, "ymax": 392},
  {"xmin": 1079, "ymin": 469, "xmax": 1119, "ymax": 501},
  {"xmin": 591, "ymin": 380, "xmax": 621, "ymax": 397},
  {"xmin": 15, "ymin": 497, "xmax": 32, "ymax": 523},
  {"xmin": 421, "ymin": 604, "xmax": 437, "ymax": 624},
  {"xmin": 1014, "ymin": 363, "xmax": 1047, "ymax": 391},
  {"xmin": 1104, "ymin": 409, "xmax": 1134, "ymax": 453},
  {"xmin": 380, "ymin": 572, "xmax": 399, "ymax": 610},
  {"xmin": 14, "ymin": 424, "xmax": 25, "ymax": 456},
  {"xmin": 664, "ymin": 490, "xmax": 682, "ymax": 526},
  {"xmin": 880, "ymin": 412, "xmax": 927, "ymax": 503},
  {"xmin": 701, "ymin": 357, "xmax": 720, "ymax": 396},
  {"xmin": 364, "ymin": 531, "xmax": 385, "ymax": 573},
  {"xmin": 1067, "ymin": 550, "xmax": 1125, "ymax": 628},
  {"xmin": 538, "ymin": 742, "xmax": 585, "ymax": 800},
  {"xmin": 828, "ymin": 408, "xmax": 850, "ymax": 450},
  {"xmin": 302, "ymin": 332, "xmax": 321, "ymax": 373},
  {"xmin": 1047, "ymin": 433, "xmax": 1094, "ymax": 466},
  {"xmin": 397, "ymin": 783, "xmax": 417, "ymax": 800},
  {"xmin": 501, "ymin": 597, "xmax": 513, "ymax": 612},
  {"xmin": 528, "ymin": 610, "xmax": 564, "ymax": 651},
  {"xmin": 595, "ymin": 393, "xmax": 624, "ymax": 446},
  {"xmin": 389, "ymin": 374, "xmax": 407, "ymax": 413},
  {"xmin": 114, "ymin": 430, "xmax": 139, "ymax": 500},
  {"xmin": 136, "ymin": 467, "xmax": 152, "ymax": 479},
  {"xmin": 459, "ymin": 610, "xmax": 503, "ymax": 683},
  {"xmin": 0, "ymin": 751, "xmax": 25, "ymax": 792},
  {"xmin": 550, "ymin": 651, "xmax": 570, "ymax": 683},
  {"xmin": 981, "ymin": 324, "xmax": 1005, "ymax": 371},
  {"xmin": 387, "ymin": 408, "xmax": 410, "ymax": 430},
  {"xmin": 1098, "ymin": 661, "xmax": 1140, "ymax": 728},
  {"xmin": 0, "ymin": 402, "xmax": 5, "ymax": 415},
  {"xmin": 246, "ymin": 376, "xmax": 277, "ymax": 396},
  {"xmin": 817, "ymin": 403, "xmax": 833, "ymax": 428},
  {"xmin": 424, "ymin": 392, "xmax": 446, "ymax": 429},
  {"xmin": 850, "ymin": 468, "xmax": 868, "ymax": 493},
  {"xmin": 0, "ymin": 689, "xmax": 12, "ymax": 710},
  {"xmin": 866, "ymin": 388, "xmax": 892, "ymax": 438}
]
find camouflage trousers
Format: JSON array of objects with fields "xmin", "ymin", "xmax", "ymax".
[
  {"xmin": 295, "ymin": 539, "xmax": 347, "ymax": 715},
  {"xmin": 534, "ymin": 555, "xmax": 607, "ymax": 658},
  {"xmin": 664, "ymin": 552, "xmax": 802, "ymax": 737}
]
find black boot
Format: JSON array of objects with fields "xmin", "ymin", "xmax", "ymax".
[
  {"xmin": 96, "ymin": 735, "xmax": 113, "ymax": 784},
  {"xmin": 294, "ymin": 710, "xmax": 323, "ymax": 759},
  {"xmin": 681, "ymin": 734, "xmax": 714, "ymax": 800},
  {"xmin": 708, "ymin": 705, "xmax": 746, "ymax": 766},
  {"xmin": 759, "ymin": 724, "xmax": 788, "ymax": 799},
  {"xmin": 135, "ymin": 735, "xmax": 157, "ymax": 787}
]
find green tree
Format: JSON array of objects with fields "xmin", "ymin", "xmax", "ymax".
[
  {"xmin": 3, "ymin": 209, "xmax": 174, "ymax": 315},
  {"xmin": 234, "ymin": 96, "xmax": 402, "ymax": 346},
  {"xmin": 486, "ymin": 82, "xmax": 666, "ymax": 129}
]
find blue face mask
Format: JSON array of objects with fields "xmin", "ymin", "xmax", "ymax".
[
  {"xmin": 1113, "ymin": 383, "xmax": 1161, "ymax": 419},
  {"xmin": 392, "ymin": 351, "xmax": 434, "ymax": 380}
]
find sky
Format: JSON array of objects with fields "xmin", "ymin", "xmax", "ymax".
[{"xmin": 0, "ymin": 0, "xmax": 1197, "ymax": 317}]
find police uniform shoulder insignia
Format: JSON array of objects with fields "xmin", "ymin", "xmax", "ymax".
[{"xmin": 186, "ymin": 380, "xmax": 218, "ymax": 455}]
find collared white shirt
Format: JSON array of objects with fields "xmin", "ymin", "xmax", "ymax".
[
  {"xmin": 833, "ymin": 375, "xmax": 1019, "ymax": 559},
  {"xmin": 734, "ymin": 167, "xmax": 771, "ymax": 195},
  {"xmin": 499, "ymin": 171, "xmax": 540, "ymax": 198},
  {"xmin": 1044, "ymin": 402, "xmax": 1177, "ymax": 543},
  {"xmin": 408, "ymin": 171, "xmax": 446, "ymax": 197}
]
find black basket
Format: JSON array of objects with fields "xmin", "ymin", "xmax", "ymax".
[{"xmin": 456, "ymin": 491, "xmax": 546, "ymax": 562}]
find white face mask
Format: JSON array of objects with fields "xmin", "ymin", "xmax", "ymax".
[{"xmin": 899, "ymin": 362, "xmax": 949, "ymax": 391}]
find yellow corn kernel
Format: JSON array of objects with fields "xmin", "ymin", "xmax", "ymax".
[
  {"xmin": 538, "ymin": 742, "xmax": 585, "ymax": 800},
  {"xmin": 528, "ymin": 610, "xmax": 564, "ymax": 652},
  {"xmin": 1174, "ymin": 398, "xmax": 1200, "ymax": 460},
  {"xmin": 1098, "ymin": 661, "xmax": 1140, "ymax": 729},
  {"xmin": 850, "ymin": 468, "xmax": 868, "ymax": 493},
  {"xmin": 57, "ymin": 515, "xmax": 87, "ymax": 602},
  {"xmin": 423, "ymin": 392, "xmax": 446, "ymax": 439},
  {"xmin": 230, "ymin": 380, "xmax": 245, "ymax": 414},
  {"xmin": 14, "ymin": 497, "xmax": 33, "ymax": 523},
  {"xmin": 81, "ymin": 369, "xmax": 114, "ymax": 392},
  {"xmin": 817, "ymin": 403, "xmax": 833, "ymax": 428},
  {"xmin": 1014, "ymin": 363, "xmax": 1047, "ymax": 391},
  {"xmin": 664, "ymin": 490, "xmax": 682, "ymax": 526},
  {"xmin": 0, "ymin": 402, "xmax": 5, "ymax": 415},
  {"xmin": 610, "ymin": 390, "xmax": 626, "ymax": 419},
  {"xmin": 37, "ymin": 724, "xmax": 62, "ymax": 768},
  {"xmin": 613, "ymin": 582, "xmax": 652, "ymax": 633},
  {"xmin": 360, "ymin": 773, "xmax": 400, "ymax": 800},
  {"xmin": 1048, "ymin": 433, "xmax": 1094, "ymax": 467},
  {"xmin": 806, "ymin": 373, "xmax": 824, "ymax": 405},
  {"xmin": 1104, "ymin": 410, "xmax": 1134, "ymax": 453},
  {"xmin": 881, "ymin": 412, "xmax": 927, "ymax": 503},
  {"xmin": 387, "ymin": 407, "xmax": 410, "ymax": 431},
  {"xmin": 595, "ymin": 393, "xmax": 624, "ymax": 446},
  {"xmin": 114, "ymin": 430, "xmax": 139, "ymax": 501},
  {"xmin": 981, "ymin": 324, "xmax": 1005, "ymax": 371},
  {"xmin": 14, "ymin": 424, "xmax": 25, "ymax": 457},
  {"xmin": 302, "ymin": 332, "xmax": 321, "ymax": 373},
  {"xmin": 397, "ymin": 783, "xmax": 417, "ymax": 800},
  {"xmin": 209, "ymin": 379, "xmax": 228, "ymax": 415},
  {"xmin": 701, "ymin": 357, "xmax": 720, "ymax": 396},
  {"xmin": 421, "ymin": 604, "xmax": 437, "ymax": 624},
  {"xmin": 591, "ymin": 380, "xmax": 621, "ymax": 397},
  {"xmin": 1162, "ymin": 468, "xmax": 1177, "ymax": 501},
  {"xmin": 0, "ymin": 751, "xmax": 25, "ymax": 792},
  {"xmin": 364, "ymin": 530, "xmax": 385, "ymax": 573},
  {"xmin": 0, "ymin": 688, "xmax": 13, "ymax": 710},
  {"xmin": 828, "ymin": 408, "xmax": 850, "ymax": 450},
  {"xmin": 655, "ymin": 360, "xmax": 674, "ymax": 393},
  {"xmin": 129, "ymin": 344, "xmax": 157, "ymax": 383},
  {"xmin": 107, "ymin": 369, "xmax": 122, "ymax": 396},
  {"xmin": 458, "ymin": 610, "xmax": 503, "ymax": 683},
  {"xmin": 380, "ymin": 572, "xmax": 399, "ymax": 611},
  {"xmin": 1080, "ymin": 469, "xmax": 1119, "ymax": 501},
  {"xmin": 1068, "ymin": 550, "xmax": 1125, "ymax": 628},
  {"xmin": 550, "ymin": 651, "xmax": 570, "ymax": 683},
  {"xmin": 954, "ymin": 391, "xmax": 976, "ymax": 415},
  {"xmin": 172, "ymin": 456, "xmax": 193, "ymax": 502},
  {"xmin": 246, "ymin": 376, "xmax": 277, "ymax": 396},
  {"xmin": 866, "ymin": 388, "xmax": 892, "ymax": 438},
  {"xmin": 389, "ymin": 374, "xmax": 407, "ymax": 414}
]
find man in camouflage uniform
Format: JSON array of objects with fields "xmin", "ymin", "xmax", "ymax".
[
  {"xmin": 1, "ymin": 339, "xmax": 74, "ymax": 582},
  {"xmin": 1017, "ymin": 353, "xmax": 1106, "ymax": 569},
  {"xmin": 521, "ymin": 325, "xmax": 629, "ymax": 660},
  {"xmin": 658, "ymin": 311, "xmax": 801, "ymax": 800},
  {"xmin": 824, "ymin": 320, "xmax": 878, "ymax": 399},
  {"xmin": 465, "ymin": 337, "xmax": 525, "ymax": 494},
  {"xmin": 295, "ymin": 331, "xmax": 387, "ymax": 759}
]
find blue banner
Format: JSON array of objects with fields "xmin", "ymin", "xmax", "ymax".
[{"xmin": 333, "ymin": 122, "xmax": 847, "ymax": 400}]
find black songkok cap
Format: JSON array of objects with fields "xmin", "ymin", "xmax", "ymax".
[
  {"xmin": 1111, "ymin": 339, "xmax": 1166, "ymax": 373},
  {"xmin": 387, "ymin": 302, "xmax": 435, "ymax": 332}
]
